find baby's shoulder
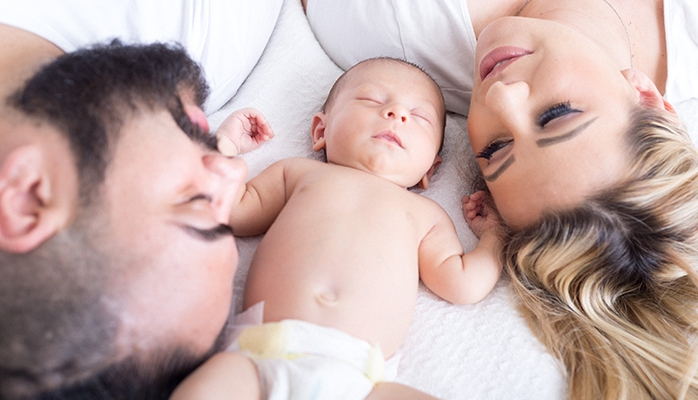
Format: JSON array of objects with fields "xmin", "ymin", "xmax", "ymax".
[
  {"xmin": 273, "ymin": 157, "xmax": 328, "ymax": 176},
  {"xmin": 269, "ymin": 157, "xmax": 337, "ymax": 190},
  {"xmin": 407, "ymin": 191, "xmax": 453, "ymax": 220}
]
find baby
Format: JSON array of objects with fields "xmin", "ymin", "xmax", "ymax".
[{"xmin": 172, "ymin": 58, "xmax": 501, "ymax": 399}]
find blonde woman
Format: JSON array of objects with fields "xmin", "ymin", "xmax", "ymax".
[{"xmin": 476, "ymin": 107, "xmax": 698, "ymax": 399}]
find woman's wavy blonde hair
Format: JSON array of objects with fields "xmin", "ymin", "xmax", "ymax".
[{"xmin": 497, "ymin": 107, "xmax": 698, "ymax": 399}]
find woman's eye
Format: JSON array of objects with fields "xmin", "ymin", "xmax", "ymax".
[
  {"xmin": 537, "ymin": 101, "xmax": 581, "ymax": 127},
  {"xmin": 477, "ymin": 139, "xmax": 513, "ymax": 160}
]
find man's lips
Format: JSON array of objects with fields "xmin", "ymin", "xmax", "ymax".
[
  {"xmin": 372, "ymin": 130, "xmax": 403, "ymax": 148},
  {"xmin": 479, "ymin": 46, "xmax": 532, "ymax": 81}
]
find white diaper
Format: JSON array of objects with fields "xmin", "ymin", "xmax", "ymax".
[{"xmin": 228, "ymin": 303, "xmax": 399, "ymax": 400}]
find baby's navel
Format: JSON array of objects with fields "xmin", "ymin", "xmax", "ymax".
[{"xmin": 315, "ymin": 290, "xmax": 339, "ymax": 306}]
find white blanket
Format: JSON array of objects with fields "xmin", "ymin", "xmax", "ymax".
[{"xmin": 208, "ymin": 0, "xmax": 567, "ymax": 398}]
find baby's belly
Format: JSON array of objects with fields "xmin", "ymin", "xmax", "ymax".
[{"xmin": 243, "ymin": 241, "xmax": 420, "ymax": 358}]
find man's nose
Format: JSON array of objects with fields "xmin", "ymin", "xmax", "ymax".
[
  {"xmin": 485, "ymin": 80, "xmax": 531, "ymax": 132},
  {"xmin": 203, "ymin": 153, "xmax": 248, "ymax": 224}
]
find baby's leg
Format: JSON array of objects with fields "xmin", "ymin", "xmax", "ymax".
[{"xmin": 170, "ymin": 352, "xmax": 260, "ymax": 399}]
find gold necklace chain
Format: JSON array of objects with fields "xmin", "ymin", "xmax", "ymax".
[{"xmin": 514, "ymin": 0, "xmax": 634, "ymax": 68}]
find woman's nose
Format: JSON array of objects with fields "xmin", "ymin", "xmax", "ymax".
[
  {"xmin": 203, "ymin": 153, "xmax": 248, "ymax": 223},
  {"xmin": 485, "ymin": 80, "xmax": 531, "ymax": 131}
]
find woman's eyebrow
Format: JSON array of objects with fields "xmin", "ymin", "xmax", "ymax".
[
  {"xmin": 483, "ymin": 117, "xmax": 598, "ymax": 182},
  {"xmin": 484, "ymin": 155, "xmax": 515, "ymax": 182},
  {"xmin": 536, "ymin": 117, "xmax": 599, "ymax": 147}
]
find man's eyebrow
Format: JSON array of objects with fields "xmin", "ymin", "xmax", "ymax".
[
  {"xmin": 186, "ymin": 124, "xmax": 218, "ymax": 151},
  {"xmin": 170, "ymin": 97, "xmax": 218, "ymax": 151},
  {"xmin": 484, "ymin": 155, "xmax": 515, "ymax": 182},
  {"xmin": 536, "ymin": 117, "xmax": 599, "ymax": 147}
]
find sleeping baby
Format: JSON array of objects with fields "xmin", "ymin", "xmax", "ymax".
[{"xmin": 171, "ymin": 57, "xmax": 502, "ymax": 399}]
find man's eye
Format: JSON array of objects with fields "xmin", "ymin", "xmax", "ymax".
[
  {"xmin": 186, "ymin": 225, "xmax": 234, "ymax": 241},
  {"xmin": 476, "ymin": 139, "xmax": 512, "ymax": 160},
  {"xmin": 537, "ymin": 101, "xmax": 581, "ymax": 127},
  {"xmin": 187, "ymin": 194, "xmax": 212, "ymax": 204}
]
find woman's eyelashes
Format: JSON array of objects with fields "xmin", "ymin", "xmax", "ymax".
[
  {"xmin": 537, "ymin": 101, "xmax": 581, "ymax": 127},
  {"xmin": 477, "ymin": 102, "xmax": 582, "ymax": 162},
  {"xmin": 477, "ymin": 138, "xmax": 513, "ymax": 160}
]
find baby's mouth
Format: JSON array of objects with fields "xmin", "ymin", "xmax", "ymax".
[{"xmin": 372, "ymin": 130, "xmax": 403, "ymax": 148}]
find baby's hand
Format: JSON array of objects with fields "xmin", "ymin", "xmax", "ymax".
[
  {"xmin": 463, "ymin": 191, "xmax": 498, "ymax": 238},
  {"xmin": 216, "ymin": 107, "xmax": 274, "ymax": 156}
]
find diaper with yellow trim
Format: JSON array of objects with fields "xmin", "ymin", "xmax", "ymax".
[{"xmin": 228, "ymin": 305, "xmax": 397, "ymax": 400}]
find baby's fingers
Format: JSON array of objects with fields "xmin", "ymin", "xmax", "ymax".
[{"xmin": 248, "ymin": 111, "xmax": 274, "ymax": 140}]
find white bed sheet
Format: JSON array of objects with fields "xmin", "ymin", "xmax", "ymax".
[{"xmin": 208, "ymin": 0, "xmax": 568, "ymax": 398}]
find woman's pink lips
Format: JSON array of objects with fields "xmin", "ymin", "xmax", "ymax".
[
  {"xmin": 373, "ymin": 130, "xmax": 403, "ymax": 148},
  {"xmin": 479, "ymin": 46, "xmax": 532, "ymax": 81}
]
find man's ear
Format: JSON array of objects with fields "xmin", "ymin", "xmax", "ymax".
[
  {"xmin": 0, "ymin": 146, "xmax": 66, "ymax": 253},
  {"xmin": 622, "ymin": 69, "xmax": 677, "ymax": 114},
  {"xmin": 418, "ymin": 155, "xmax": 443, "ymax": 190},
  {"xmin": 311, "ymin": 112, "xmax": 327, "ymax": 152}
]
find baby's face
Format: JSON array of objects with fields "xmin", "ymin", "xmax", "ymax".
[{"xmin": 320, "ymin": 60, "xmax": 445, "ymax": 188}]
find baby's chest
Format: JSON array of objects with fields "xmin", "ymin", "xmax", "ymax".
[{"xmin": 295, "ymin": 181, "xmax": 432, "ymax": 232}]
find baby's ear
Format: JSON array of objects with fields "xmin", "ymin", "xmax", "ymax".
[
  {"xmin": 418, "ymin": 155, "xmax": 443, "ymax": 190},
  {"xmin": 311, "ymin": 112, "xmax": 327, "ymax": 151},
  {"xmin": 0, "ymin": 146, "xmax": 69, "ymax": 253},
  {"xmin": 622, "ymin": 69, "xmax": 677, "ymax": 114}
]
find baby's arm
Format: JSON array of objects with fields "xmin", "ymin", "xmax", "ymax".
[
  {"xmin": 229, "ymin": 158, "xmax": 292, "ymax": 236},
  {"xmin": 216, "ymin": 107, "xmax": 274, "ymax": 156},
  {"xmin": 214, "ymin": 108, "xmax": 286, "ymax": 236},
  {"xmin": 418, "ymin": 192, "xmax": 502, "ymax": 304}
]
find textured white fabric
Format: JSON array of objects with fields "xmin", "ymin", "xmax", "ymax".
[
  {"xmin": 0, "ymin": 0, "xmax": 283, "ymax": 114},
  {"xmin": 210, "ymin": 1, "xmax": 567, "ymax": 398},
  {"xmin": 664, "ymin": 0, "xmax": 698, "ymax": 145},
  {"xmin": 305, "ymin": 0, "xmax": 477, "ymax": 115}
]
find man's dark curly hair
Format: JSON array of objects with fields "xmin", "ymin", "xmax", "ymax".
[{"xmin": 1, "ymin": 41, "xmax": 218, "ymax": 400}]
